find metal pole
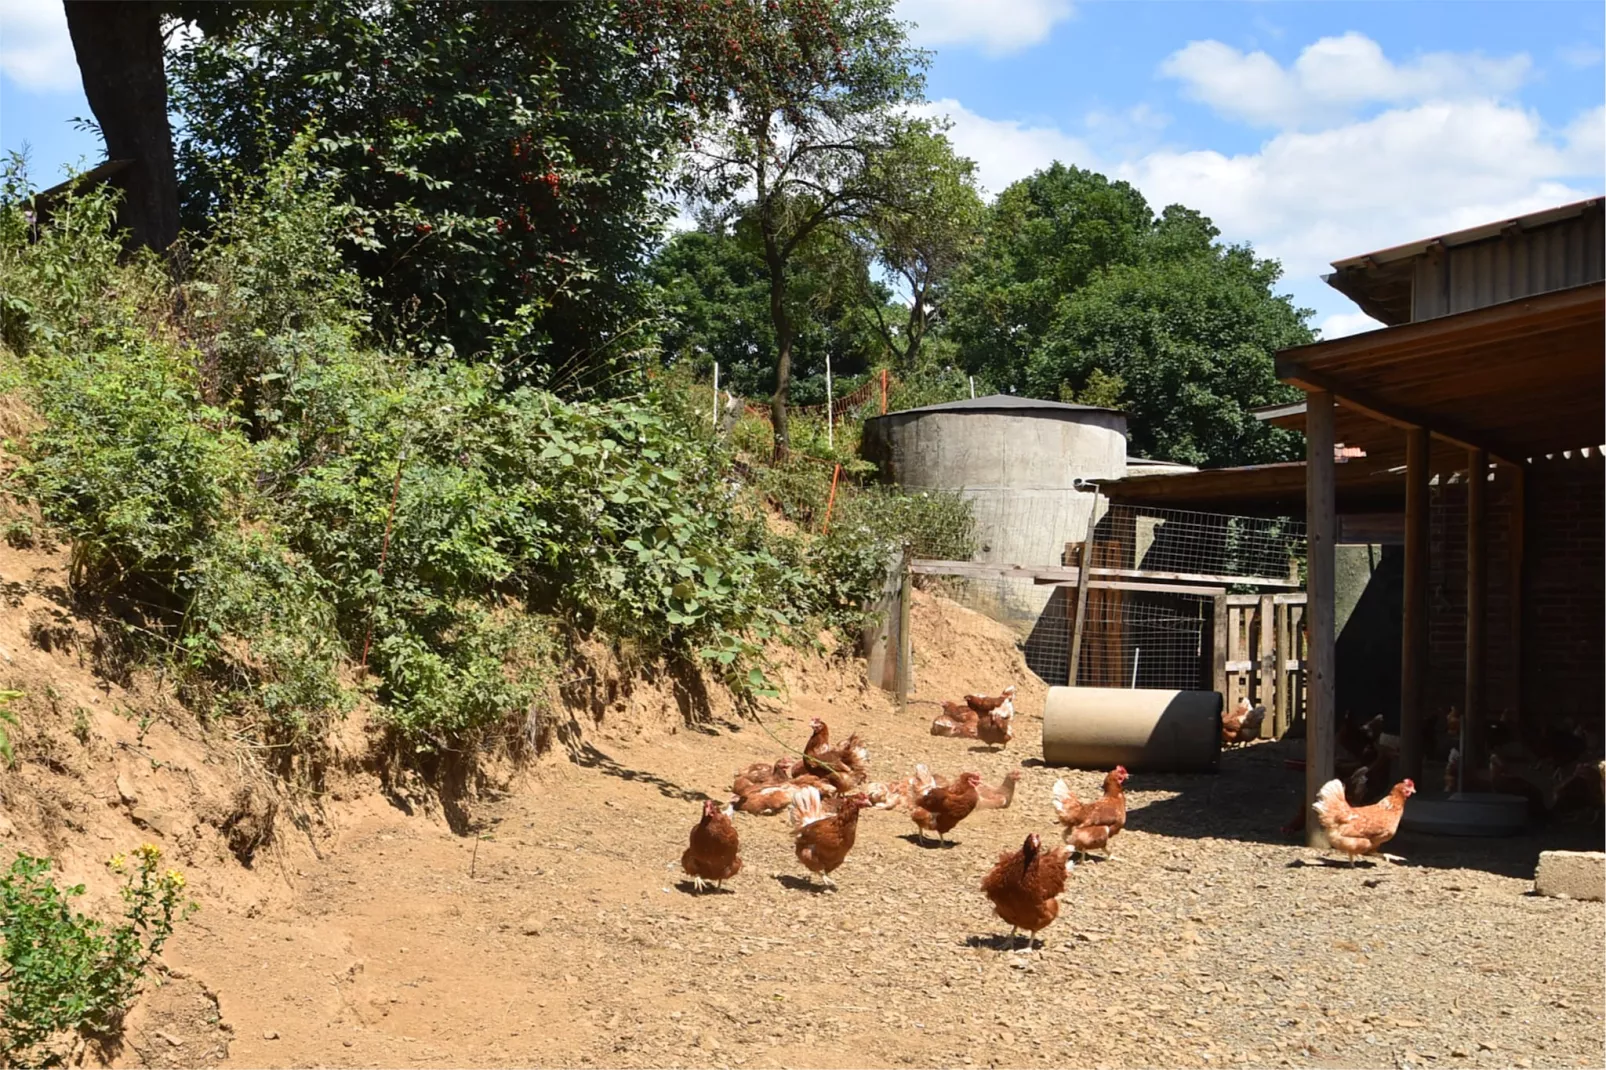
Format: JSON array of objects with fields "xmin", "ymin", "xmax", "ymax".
[
  {"xmin": 1130, "ymin": 648, "xmax": 1140, "ymax": 689},
  {"xmin": 969, "ymin": 376, "xmax": 975, "ymax": 399},
  {"xmin": 897, "ymin": 554, "xmax": 913, "ymax": 710},
  {"xmin": 712, "ymin": 362, "xmax": 719, "ymax": 427},
  {"xmin": 825, "ymin": 353, "xmax": 834, "ymax": 449}
]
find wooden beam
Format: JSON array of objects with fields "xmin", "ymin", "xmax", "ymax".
[
  {"xmin": 1399, "ymin": 426, "xmax": 1430, "ymax": 783},
  {"xmin": 1277, "ymin": 362, "xmax": 1523, "ymax": 466},
  {"xmin": 908, "ymin": 560, "xmax": 1301, "ymax": 589},
  {"xmin": 1305, "ymin": 390, "xmax": 1338, "ymax": 846},
  {"xmin": 1067, "ymin": 492, "xmax": 1101, "ymax": 686},
  {"xmin": 1274, "ymin": 598, "xmax": 1291, "ymax": 739},
  {"xmin": 1045, "ymin": 580, "xmax": 1228, "ymax": 596},
  {"xmin": 1461, "ymin": 448, "xmax": 1488, "ymax": 789}
]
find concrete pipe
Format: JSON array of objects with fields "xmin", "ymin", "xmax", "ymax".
[{"xmin": 1041, "ymin": 686, "xmax": 1222, "ymax": 773}]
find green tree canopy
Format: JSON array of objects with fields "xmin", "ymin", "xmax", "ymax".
[
  {"xmin": 945, "ymin": 164, "xmax": 1313, "ymax": 467},
  {"xmin": 168, "ymin": 0, "xmax": 742, "ymax": 388},
  {"xmin": 652, "ymin": 209, "xmax": 887, "ymax": 405}
]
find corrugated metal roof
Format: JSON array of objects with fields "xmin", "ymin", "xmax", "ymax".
[
  {"xmin": 1329, "ymin": 197, "xmax": 1604, "ymax": 270},
  {"xmin": 1324, "ymin": 198, "xmax": 1606, "ymax": 326},
  {"xmin": 874, "ymin": 393, "xmax": 1125, "ymax": 419}
]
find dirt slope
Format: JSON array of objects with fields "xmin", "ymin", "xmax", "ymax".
[{"xmin": 0, "ymin": 541, "xmax": 1600, "ymax": 1069}]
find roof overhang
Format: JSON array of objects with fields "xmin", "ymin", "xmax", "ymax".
[
  {"xmin": 1104, "ymin": 461, "xmax": 1406, "ymax": 515},
  {"xmin": 1274, "ymin": 282, "xmax": 1605, "ymax": 467}
]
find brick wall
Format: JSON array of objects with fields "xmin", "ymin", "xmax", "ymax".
[{"xmin": 1426, "ymin": 453, "xmax": 1603, "ymax": 725}]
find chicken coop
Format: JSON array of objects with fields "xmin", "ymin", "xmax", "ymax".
[{"xmin": 876, "ymin": 491, "xmax": 1308, "ymax": 737}]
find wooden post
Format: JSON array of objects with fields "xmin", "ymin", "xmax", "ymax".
[
  {"xmin": 1274, "ymin": 600, "xmax": 1290, "ymax": 738},
  {"xmin": 1304, "ymin": 391, "xmax": 1338, "ymax": 846},
  {"xmin": 1211, "ymin": 593, "xmax": 1229, "ymax": 701},
  {"xmin": 1462, "ymin": 449, "xmax": 1488, "ymax": 790},
  {"xmin": 821, "ymin": 463, "xmax": 842, "ymax": 534},
  {"xmin": 1399, "ymin": 426, "xmax": 1430, "ymax": 784},
  {"xmin": 1257, "ymin": 594, "xmax": 1276, "ymax": 739},
  {"xmin": 1067, "ymin": 492, "xmax": 1101, "ymax": 686},
  {"xmin": 880, "ymin": 368, "xmax": 888, "ymax": 414},
  {"xmin": 896, "ymin": 554, "xmax": 913, "ymax": 710},
  {"xmin": 1508, "ymin": 463, "xmax": 1525, "ymax": 744}
]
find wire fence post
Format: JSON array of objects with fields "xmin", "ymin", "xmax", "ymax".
[
  {"xmin": 880, "ymin": 369, "xmax": 888, "ymax": 414},
  {"xmin": 821, "ymin": 463, "xmax": 842, "ymax": 533},
  {"xmin": 712, "ymin": 362, "xmax": 719, "ymax": 427},
  {"xmin": 825, "ymin": 353, "xmax": 833, "ymax": 449},
  {"xmin": 896, "ymin": 552, "xmax": 913, "ymax": 710},
  {"xmin": 1067, "ymin": 488, "xmax": 1100, "ymax": 686}
]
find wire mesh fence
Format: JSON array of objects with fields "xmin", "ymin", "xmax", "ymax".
[{"xmin": 911, "ymin": 496, "xmax": 1305, "ymax": 690}]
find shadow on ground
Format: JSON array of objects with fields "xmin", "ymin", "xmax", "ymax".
[{"xmin": 1089, "ymin": 738, "xmax": 1603, "ymax": 880}]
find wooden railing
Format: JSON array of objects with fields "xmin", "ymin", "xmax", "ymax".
[{"xmin": 1214, "ymin": 592, "xmax": 1307, "ymax": 740}]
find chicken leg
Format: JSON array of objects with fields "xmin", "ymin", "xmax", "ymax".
[{"xmin": 692, "ymin": 875, "xmax": 707, "ymax": 893}]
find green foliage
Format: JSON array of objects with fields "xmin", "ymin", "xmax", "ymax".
[
  {"xmin": 651, "ymin": 211, "xmax": 888, "ymax": 405},
  {"xmin": 2, "ymin": 153, "xmax": 960, "ymax": 748},
  {"xmin": 945, "ymin": 165, "xmax": 1313, "ymax": 467},
  {"xmin": 169, "ymin": 0, "xmax": 730, "ymax": 384},
  {"xmin": 0, "ymin": 847, "xmax": 192, "ymax": 1067},
  {"xmin": 0, "ymin": 690, "xmax": 20, "ymax": 766}
]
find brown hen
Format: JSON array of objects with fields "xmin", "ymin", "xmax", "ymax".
[
  {"xmin": 681, "ymin": 799, "xmax": 741, "ymax": 892},
  {"xmin": 910, "ymin": 771, "xmax": 982, "ymax": 845},
  {"xmin": 981, "ymin": 832, "xmax": 1075, "ymax": 951}
]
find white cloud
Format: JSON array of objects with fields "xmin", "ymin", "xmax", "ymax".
[
  {"xmin": 896, "ymin": 0, "xmax": 1073, "ymax": 58},
  {"xmin": 1559, "ymin": 43, "xmax": 1605, "ymax": 69},
  {"xmin": 914, "ymin": 98, "xmax": 1096, "ymax": 196},
  {"xmin": 0, "ymin": 0, "xmax": 79, "ymax": 92},
  {"xmin": 1318, "ymin": 311, "xmax": 1384, "ymax": 339},
  {"xmin": 1116, "ymin": 99, "xmax": 1602, "ymax": 290},
  {"xmin": 1160, "ymin": 32, "xmax": 1532, "ymax": 129}
]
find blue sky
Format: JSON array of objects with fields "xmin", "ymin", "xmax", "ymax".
[{"xmin": 2, "ymin": 0, "xmax": 1602, "ymax": 336}]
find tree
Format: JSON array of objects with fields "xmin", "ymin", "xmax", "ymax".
[
  {"xmin": 61, "ymin": 2, "xmax": 282, "ymax": 255},
  {"xmin": 681, "ymin": 0, "xmax": 925, "ymax": 456},
  {"xmin": 651, "ymin": 209, "xmax": 887, "ymax": 404},
  {"xmin": 946, "ymin": 163, "xmax": 1154, "ymax": 391},
  {"xmin": 853, "ymin": 122, "xmax": 982, "ymax": 371},
  {"xmin": 944, "ymin": 167, "xmax": 1315, "ymax": 467}
]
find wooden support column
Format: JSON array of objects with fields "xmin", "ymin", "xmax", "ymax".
[
  {"xmin": 1461, "ymin": 449, "xmax": 1488, "ymax": 790},
  {"xmin": 1399, "ymin": 426, "xmax": 1430, "ymax": 783},
  {"xmin": 1305, "ymin": 391, "xmax": 1338, "ymax": 846},
  {"xmin": 1273, "ymin": 601, "xmax": 1290, "ymax": 738},
  {"xmin": 1211, "ymin": 593, "xmax": 1229, "ymax": 701},
  {"xmin": 1508, "ymin": 464, "xmax": 1525, "ymax": 740},
  {"xmin": 896, "ymin": 554, "xmax": 913, "ymax": 710}
]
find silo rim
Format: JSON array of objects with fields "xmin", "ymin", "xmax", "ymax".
[{"xmin": 866, "ymin": 393, "xmax": 1127, "ymax": 421}]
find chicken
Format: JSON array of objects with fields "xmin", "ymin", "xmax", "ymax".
[
  {"xmin": 1050, "ymin": 766, "xmax": 1130, "ymax": 858},
  {"xmin": 1550, "ymin": 759, "xmax": 1606, "ymax": 822},
  {"xmin": 681, "ymin": 799, "xmax": 741, "ymax": 892},
  {"xmin": 732, "ymin": 757, "xmax": 792, "ymax": 796},
  {"xmin": 797, "ymin": 719, "xmax": 870, "ymax": 784},
  {"xmin": 788, "ymin": 787, "xmax": 872, "ymax": 889},
  {"xmin": 1311, "ymin": 777, "xmax": 1416, "ymax": 865},
  {"xmin": 975, "ymin": 769, "xmax": 1024, "ymax": 810},
  {"xmin": 731, "ymin": 775, "xmax": 836, "ymax": 816},
  {"xmin": 980, "ymin": 832, "xmax": 1075, "ymax": 952},
  {"xmin": 963, "ymin": 685, "xmax": 1017, "ymax": 714},
  {"xmin": 975, "ymin": 709, "xmax": 1015, "ymax": 750},
  {"xmin": 1223, "ymin": 698, "xmax": 1267, "ymax": 746},
  {"xmin": 910, "ymin": 771, "xmax": 983, "ymax": 845},
  {"xmin": 930, "ymin": 687, "xmax": 1017, "ymax": 740},
  {"xmin": 1221, "ymin": 696, "xmax": 1251, "ymax": 743}
]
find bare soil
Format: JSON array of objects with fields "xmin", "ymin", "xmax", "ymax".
[{"xmin": 0, "ymin": 537, "xmax": 1600, "ymax": 1069}]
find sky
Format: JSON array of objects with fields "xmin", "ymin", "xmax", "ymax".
[{"xmin": 2, "ymin": 0, "xmax": 1602, "ymax": 338}]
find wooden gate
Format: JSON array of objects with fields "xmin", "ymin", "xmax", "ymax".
[{"xmin": 1213, "ymin": 592, "xmax": 1306, "ymax": 740}]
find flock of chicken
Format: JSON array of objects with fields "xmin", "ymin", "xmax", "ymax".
[{"xmin": 680, "ymin": 684, "xmax": 1139, "ymax": 951}]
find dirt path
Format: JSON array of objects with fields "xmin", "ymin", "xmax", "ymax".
[{"xmin": 152, "ymin": 683, "xmax": 1603, "ymax": 1070}]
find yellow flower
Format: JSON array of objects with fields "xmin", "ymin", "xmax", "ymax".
[
  {"xmin": 164, "ymin": 869, "xmax": 186, "ymax": 890},
  {"xmin": 107, "ymin": 853, "xmax": 127, "ymax": 871},
  {"xmin": 136, "ymin": 843, "xmax": 161, "ymax": 864}
]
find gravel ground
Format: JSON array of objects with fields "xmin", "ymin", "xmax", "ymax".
[{"xmin": 171, "ymin": 683, "xmax": 1604, "ymax": 1070}]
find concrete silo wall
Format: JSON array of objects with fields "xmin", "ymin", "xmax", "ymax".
[{"xmin": 861, "ymin": 407, "xmax": 1129, "ymax": 639}]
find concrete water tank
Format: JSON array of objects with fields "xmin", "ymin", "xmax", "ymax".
[{"xmin": 860, "ymin": 394, "xmax": 1129, "ymax": 569}]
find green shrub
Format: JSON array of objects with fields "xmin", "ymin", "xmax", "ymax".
[{"xmin": 0, "ymin": 847, "xmax": 192, "ymax": 1067}]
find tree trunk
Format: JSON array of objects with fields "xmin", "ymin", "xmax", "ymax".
[
  {"xmin": 765, "ymin": 251, "xmax": 792, "ymax": 461},
  {"xmin": 63, "ymin": 1, "xmax": 180, "ymax": 255}
]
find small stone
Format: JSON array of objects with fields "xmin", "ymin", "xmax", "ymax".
[
  {"xmin": 343, "ymin": 1040, "xmax": 355, "ymax": 1048},
  {"xmin": 263, "ymin": 1030, "xmax": 280, "ymax": 1041},
  {"xmin": 1450, "ymin": 1047, "xmax": 1469, "ymax": 1058},
  {"xmin": 520, "ymin": 915, "xmax": 544, "ymax": 936},
  {"xmin": 153, "ymin": 1030, "xmax": 183, "ymax": 1048},
  {"xmin": 116, "ymin": 774, "xmax": 137, "ymax": 805},
  {"xmin": 1476, "ymin": 1041, "xmax": 1494, "ymax": 1051}
]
